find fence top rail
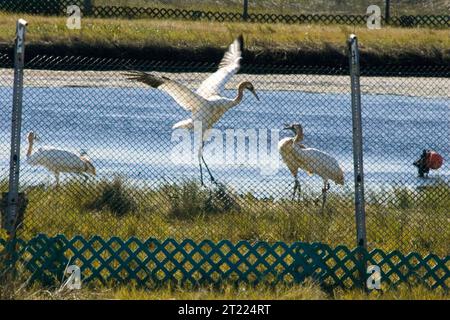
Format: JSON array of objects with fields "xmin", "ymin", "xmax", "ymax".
[{"xmin": 1, "ymin": 53, "xmax": 449, "ymax": 77}]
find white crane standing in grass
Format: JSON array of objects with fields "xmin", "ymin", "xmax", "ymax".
[
  {"xmin": 26, "ymin": 131, "xmax": 96, "ymax": 187},
  {"xmin": 124, "ymin": 35, "xmax": 259, "ymax": 186},
  {"xmin": 278, "ymin": 123, "xmax": 344, "ymax": 210}
]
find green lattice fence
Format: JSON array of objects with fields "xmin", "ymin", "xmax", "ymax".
[{"xmin": 1, "ymin": 235, "xmax": 448, "ymax": 290}]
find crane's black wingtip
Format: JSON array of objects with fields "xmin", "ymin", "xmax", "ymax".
[
  {"xmin": 122, "ymin": 71, "xmax": 166, "ymax": 88},
  {"xmin": 122, "ymin": 70, "xmax": 145, "ymax": 79}
]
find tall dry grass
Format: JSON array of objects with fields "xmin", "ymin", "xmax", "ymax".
[
  {"xmin": 0, "ymin": 11, "xmax": 448, "ymax": 63},
  {"xmin": 2, "ymin": 279, "xmax": 449, "ymax": 300},
  {"xmin": 1, "ymin": 178, "xmax": 448, "ymax": 256}
]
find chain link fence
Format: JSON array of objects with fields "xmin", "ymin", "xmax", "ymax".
[
  {"xmin": 1, "ymin": 52, "xmax": 448, "ymax": 256},
  {"xmin": 0, "ymin": 0, "xmax": 449, "ymax": 28}
]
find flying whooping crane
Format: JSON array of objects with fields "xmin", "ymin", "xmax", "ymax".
[
  {"xmin": 26, "ymin": 131, "xmax": 96, "ymax": 187},
  {"xmin": 278, "ymin": 123, "xmax": 344, "ymax": 210},
  {"xmin": 124, "ymin": 35, "xmax": 259, "ymax": 185}
]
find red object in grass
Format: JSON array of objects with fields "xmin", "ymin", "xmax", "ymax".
[{"xmin": 426, "ymin": 151, "xmax": 443, "ymax": 170}]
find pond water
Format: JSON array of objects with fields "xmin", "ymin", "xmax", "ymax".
[{"xmin": 0, "ymin": 86, "xmax": 448, "ymax": 198}]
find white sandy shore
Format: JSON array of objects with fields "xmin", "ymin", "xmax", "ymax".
[{"xmin": 0, "ymin": 69, "xmax": 449, "ymax": 98}]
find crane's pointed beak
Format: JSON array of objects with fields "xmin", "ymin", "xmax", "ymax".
[
  {"xmin": 251, "ymin": 89, "xmax": 260, "ymax": 101},
  {"xmin": 283, "ymin": 124, "xmax": 293, "ymax": 131}
]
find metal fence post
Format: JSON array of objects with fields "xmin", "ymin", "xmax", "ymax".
[
  {"xmin": 243, "ymin": 0, "xmax": 249, "ymax": 21},
  {"xmin": 385, "ymin": 0, "xmax": 391, "ymax": 24},
  {"xmin": 84, "ymin": 0, "xmax": 93, "ymax": 16},
  {"xmin": 5, "ymin": 19, "xmax": 27, "ymax": 239},
  {"xmin": 348, "ymin": 34, "xmax": 367, "ymax": 288}
]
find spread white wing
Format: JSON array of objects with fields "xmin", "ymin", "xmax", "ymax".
[
  {"xmin": 124, "ymin": 72, "xmax": 205, "ymax": 113},
  {"xmin": 196, "ymin": 35, "xmax": 243, "ymax": 99}
]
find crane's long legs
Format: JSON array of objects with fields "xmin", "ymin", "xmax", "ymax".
[
  {"xmin": 202, "ymin": 155, "xmax": 216, "ymax": 184},
  {"xmin": 55, "ymin": 172, "xmax": 60, "ymax": 189},
  {"xmin": 292, "ymin": 177, "xmax": 301, "ymax": 201},
  {"xmin": 320, "ymin": 181, "xmax": 330, "ymax": 213},
  {"xmin": 198, "ymin": 143, "xmax": 216, "ymax": 186},
  {"xmin": 82, "ymin": 173, "xmax": 89, "ymax": 183},
  {"xmin": 199, "ymin": 154, "xmax": 204, "ymax": 186}
]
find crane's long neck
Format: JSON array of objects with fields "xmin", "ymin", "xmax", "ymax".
[
  {"xmin": 219, "ymin": 85, "xmax": 245, "ymax": 112},
  {"xmin": 293, "ymin": 129, "xmax": 304, "ymax": 144},
  {"xmin": 232, "ymin": 84, "xmax": 246, "ymax": 106},
  {"xmin": 26, "ymin": 137, "xmax": 33, "ymax": 157}
]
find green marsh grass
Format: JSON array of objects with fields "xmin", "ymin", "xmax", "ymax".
[
  {"xmin": 0, "ymin": 11, "xmax": 448, "ymax": 64},
  {"xmin": 1, "ymin": 178, "xmax": 448, "ymax": 299},
  {"xmin": 1, "ymin": 178, "xmax": 448, "ymax": 256},
  {"xmin": 1, "ymin": 278, "xmax": 449, "ymax": 300}
]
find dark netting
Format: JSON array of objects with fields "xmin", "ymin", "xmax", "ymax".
[
  {"xmin": 0, "ymin": 54, "xmax": 449, "ymax": 257},
  {"xmin": 0, "ymin": 0, "xmax": 448, "ymax": 28},
  {"xmin": 359, "ymin": 68, "xmax": 449, "ymax": 256}
]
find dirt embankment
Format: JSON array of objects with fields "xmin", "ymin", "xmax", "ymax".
[{"xmin": 0, "ymin": 42, "xmax": 449, "ymax": 68}]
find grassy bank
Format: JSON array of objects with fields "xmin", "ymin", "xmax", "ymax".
[
  {"xmin": 1, "ymin": 178, "xmax": 449, "ymax": 256},
  {"xmin": 1, "ymin": 179, "xmax": 448, "ymax": 299},
  {"xmin": 0, "ymin": 12, "xmax": 449, "ymax": 66},
  {"xmin": 1, "ymin": 278, "xmax": 449, "ymax": 300}
]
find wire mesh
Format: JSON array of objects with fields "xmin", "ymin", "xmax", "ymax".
[
  {"xmin": 0, "ymin": 55, "xmax": 449, "ymax": 257},
  {"xmin": 0, "ymin": 0, "xmax": 449, "ymax": 28},
  {"xmin": 360, "ymin": 71, "xmax": 449, "ymax": 256}
]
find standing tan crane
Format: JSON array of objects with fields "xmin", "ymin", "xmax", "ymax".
[
  {"xmin": 278, "ymin": 123, "xmax": 344, "ymax": 210},
  {"xmin": 124, "ymin": 35, "xmax": 259, "ymax": 185},
  {"xmin": 26, "ymin": 131, "xmax": 96, "ymax": 187}
]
